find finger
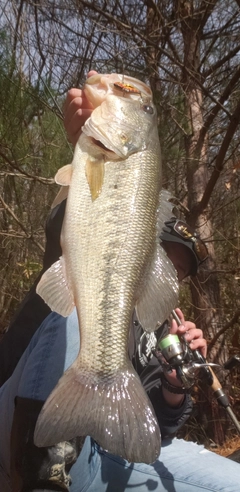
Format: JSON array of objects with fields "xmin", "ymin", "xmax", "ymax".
[
  {"xmin": 189, "ymin": 338, "xmax": 207, "ymax": 358},
  {"xmin": 63, "ymin": 89, "xmax": 94, "ymax": 121},
  {"xmin": 174, "ymin": 308, "xmax": 186, "ymax": 326},
  {"xmin": 87, "ymin": 70, "xmax": 98, "ymax": 78},
  {"xmin": 68, "ymin": 128, "xmax": 82, "ymax": 146},
  {"xmin": 63, "ymin": 89, "xmax": 83, "ymax": 116},
  {"xmin": 64, "ymin": 92, "xmax": 93, "ymax": 119},
  {"xmin": 64, "ymin": 108, "xmax": 92, "ymax": 145},
  {"xmin": 184, "ymin": 328, "xmax": 203, "ymax": 342},
  {"xmin": 63, "ymin": 93, "xmax": 93, "ymax": 143},
  {"xmin": 64, "ymin": 106, "xmax": 92, "ymax": 132},
  {"xmin": 178, "ymin": 321, "xmax": 196, "ymax": 335},
  {"xmin": 169, "ymin": 318, "xmax": 179, "ymax": 335},
  {"xmin": 64, "ymin": 99, "xmax": 82, "ymax": 131},
  {"xmin": 184, "ymin": 328, "xmax": 206, "ymax": 358}
]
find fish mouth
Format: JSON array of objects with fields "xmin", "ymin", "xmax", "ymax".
[
  {"xmin": 92, "ymin": 137, "xmax": 112, "ymax": 152},
  {"xmin": 90, "ymin": 137, "xmax": 120, "ymax": 158}
]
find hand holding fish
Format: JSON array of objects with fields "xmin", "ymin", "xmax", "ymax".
[{"xmin": 63, "ymin": 70, "xmax": 97, "ymax": 145}]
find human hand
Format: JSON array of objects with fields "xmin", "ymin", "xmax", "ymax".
[
  {"xmin": 170, "ymin": 307, "xmax": 207, "ymax": 359},
  {"xmin": 63, "ymin": 70, "xmax": 98, "ymax": 145},
  {"xmin": 161, "ymin": 307, "xmax": 207, "ymax": 407}
]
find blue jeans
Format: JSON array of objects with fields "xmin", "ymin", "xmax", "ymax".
[{"xmin": 0, "ymin": 309, "xmax": 239, "ymax": 491}]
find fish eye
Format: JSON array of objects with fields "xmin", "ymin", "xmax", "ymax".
[{"xmin": 142, "ymin": 105, "xmax": 154, "ymax": 114}]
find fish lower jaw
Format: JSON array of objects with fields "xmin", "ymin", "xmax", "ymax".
[
  {"xmin": 91, "ymin": 137, "xmax": 117, "ymax": 155},
  {"xmin": 86, "ymin": 136, "xmax": 125, "ymax": 159}
]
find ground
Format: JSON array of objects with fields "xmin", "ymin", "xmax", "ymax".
[{"xmin": 210, "ymin": 435, "xmax": 240, "ymax": 462}]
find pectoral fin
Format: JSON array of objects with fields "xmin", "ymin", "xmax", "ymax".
[
  {"xmin": 36, "ymin": 257, "xmax": 75, "ymax": 316},
  {"xmin": 85, "ymin": 156, "xmax": 105, "ymax": 201},
  {"xmin": 55, "ymin": 164, "xmax": 73, "ymax": 186},
  {"xmin": 136, "ymin": 245, "xmax": 179, "ymax": 331},
  {"xmin": 136, "ymin": 189, "xmax": 179, "ymax": 331},
  {"xmin": 51, "ymin": 186, "xmax": 69, "ymax": 209}
]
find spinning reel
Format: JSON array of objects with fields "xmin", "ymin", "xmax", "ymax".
[{"xmin": 155, "ymin": 310, "xmax": 240, "ymax": 433}]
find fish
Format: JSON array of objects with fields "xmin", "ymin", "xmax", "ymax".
[{"xmin": 34, "ymin": 73, "xmax": 179, "ymax": 464}]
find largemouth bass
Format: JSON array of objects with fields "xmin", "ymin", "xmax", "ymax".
[{"xmin": 34, "ymin": 74, "xmax": 179, "ymax": 464}]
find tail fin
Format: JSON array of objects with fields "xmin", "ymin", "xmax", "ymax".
[{"xmin": 34, "ymin": 361, "xmax": 161, "ymax": 464}]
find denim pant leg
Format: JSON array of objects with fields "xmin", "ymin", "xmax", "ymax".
[
  {"xmin": 17, "ymin": 309, "xmax": 80, "ymax": 401},
  {"xmin": 70, "ymin": 437, "xmax": 240, "ymax": 492},
  {"xmin": 1, "ymin": 309, "xmax": 240, "ymax": 492},
  {"xmin": 0, "ymin": 309, "xmax": 80, "ymax": 486}
]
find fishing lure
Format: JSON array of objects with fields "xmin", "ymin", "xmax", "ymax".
[{"xmin": 113, "ymin": 81, "xmax": 141, "ymax": 94}]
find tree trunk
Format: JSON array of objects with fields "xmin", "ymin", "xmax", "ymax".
[{"xmin": 178, "ymin": 0, "xmax": 227, "ymax": 443}]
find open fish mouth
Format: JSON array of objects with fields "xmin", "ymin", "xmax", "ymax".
[
  {"xmin": 91, "ymin": 137, "xmax": 115, "ymax": 153},
  {"xmin": 82, "ymin": 74, "xmax": 156, "ymax": 158},
  {"xmin": 88, "ymin": 136, "xmax": 123, "ymax": 160},
  {"xmin": 84, "ymin": 124, "xmax": 139, "ymax": 158}
]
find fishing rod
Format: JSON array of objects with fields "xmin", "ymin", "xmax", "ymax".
[{"xmin": 157, "ymin": 309, "xmax": 240, "ymax": 434}]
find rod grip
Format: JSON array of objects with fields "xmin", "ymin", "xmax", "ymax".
[{"xmin": 208, "ymin": 366, "xmax": 222, "ymax": 392}]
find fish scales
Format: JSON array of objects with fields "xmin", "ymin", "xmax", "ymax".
[
  {"xmin": 34, "ymin": 74, "xmax": 178, "ymax": 464},
  {"xmin": 66, "ymin": 146, "xmax": 161, "ymax": 375}
]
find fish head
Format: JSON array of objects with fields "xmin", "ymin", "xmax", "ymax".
[{"xmin": 82, "ymin": 74, "xmax": 158, "ymax": 158}]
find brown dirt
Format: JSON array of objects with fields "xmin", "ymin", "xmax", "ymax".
[{"xmin": 209, "ymin": 435, "xmax": 240, "ymax": 462}]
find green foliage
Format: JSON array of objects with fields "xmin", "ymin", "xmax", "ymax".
[{"xmin": 0, "ymin": 28, "xmax": 72, "ymax": 330}]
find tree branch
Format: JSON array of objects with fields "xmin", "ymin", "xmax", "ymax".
[
  {"xmin": 192, "ymin": 97, "xmax": 240, "ymax": 217},
  {"xmin": 208, "ymin": 309, "xmax": 240, "ymax": 353},
  {"xmin": 0, "ymin": 195, "xmax": 45, "ymax": 253},
  {"xmin": 0, "ymin": 149, "xmax": 55, "ymax": 185}
]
